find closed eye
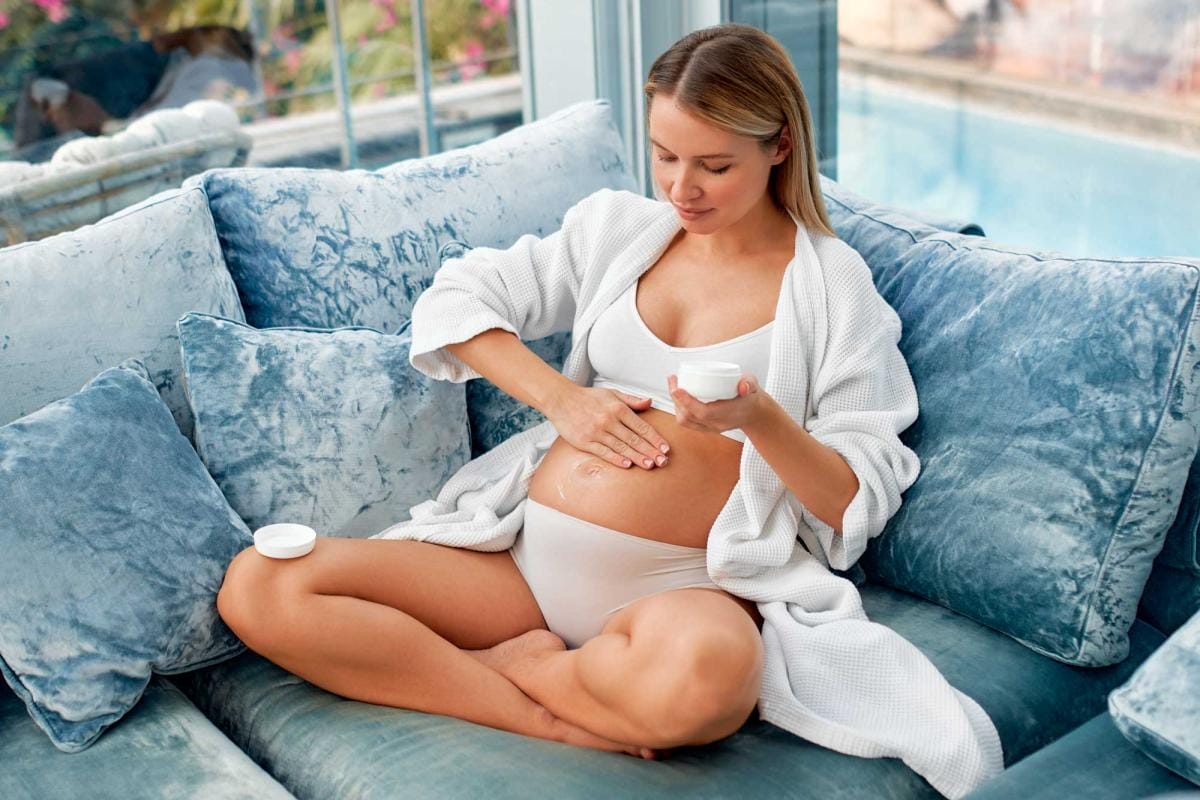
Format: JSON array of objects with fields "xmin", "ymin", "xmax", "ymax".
[{"xmin": 655, "ymin": 155, "xmax": 731, "ymax": 175}]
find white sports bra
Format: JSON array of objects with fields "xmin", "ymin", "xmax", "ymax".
[{"xmin": 588, "ymin": 277, "xmax": 773, "ymax": 443}]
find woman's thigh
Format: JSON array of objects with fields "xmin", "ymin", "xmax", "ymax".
[{"xmin": 220, "ymin": 537, "xmax": 548, "ymax": 651}]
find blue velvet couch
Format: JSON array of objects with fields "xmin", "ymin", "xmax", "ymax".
[{"xmin": 2, "ymin": 99, "xmax": 1199, "ymax": 800}]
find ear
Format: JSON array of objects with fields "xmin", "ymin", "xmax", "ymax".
[{"xmin": 773, "ymin": 124, "xmax": 793, "ymax": 164}]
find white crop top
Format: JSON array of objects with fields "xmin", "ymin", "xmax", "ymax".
[{"xmin": 588, "ymin": 278, "xmax": 774, "ymax": 443}]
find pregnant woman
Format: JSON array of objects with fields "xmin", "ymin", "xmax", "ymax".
[{"xmin": 215, "ymin": 23, "xmax": 940, "ymax": 769}]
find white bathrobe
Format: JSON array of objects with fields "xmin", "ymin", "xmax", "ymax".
[{"xmin": 371, "ymin": 188, "xmax": 1004, "ymax": 798}]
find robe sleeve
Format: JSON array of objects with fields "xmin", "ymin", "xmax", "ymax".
[
  {"xmin": 406, "ymin": 188, "xmax": 605, "ymax": 383},
  {"xmin": 796, "ymin": 251, "xmax": 922, "ymax": 571}
]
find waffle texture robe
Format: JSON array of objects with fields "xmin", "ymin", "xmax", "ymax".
[{"xmin": 371, "ymin": 188, "xmax": 1004, "ymax": 798}]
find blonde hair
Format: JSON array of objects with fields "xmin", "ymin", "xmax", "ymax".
[{"xmin": 643, "ymin": 23, "xmax": 836, "ymax": 238}]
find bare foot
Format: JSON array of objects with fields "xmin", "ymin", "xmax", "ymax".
[
  {"xmin": 467, "ymin": 630, "xmax": 663, "ymax": 761},
  {"xmin": 467, "ymin": 629, "xmax": 566, "ymax": 683}
]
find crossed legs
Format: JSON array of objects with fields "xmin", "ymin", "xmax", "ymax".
[{"xmin": 217, "ymin": 538, "xmax": 763, "ymax": 756}]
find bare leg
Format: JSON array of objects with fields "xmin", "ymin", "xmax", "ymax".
[
  {"xmin": 468, "ymin": 590, "xmax": 762, "ymax": 750},
  {"xmin": 230, "ymin": 590, "xmax": 654, "ymax": 758},
  {"xmin": 469, "ymin": 628, "xmax": 674, "ymax": 747}
]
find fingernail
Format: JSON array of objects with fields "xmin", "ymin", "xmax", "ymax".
[
  {"xmin": 642, "ymin": 458, "xmax": 653, "ymax": 468},
  {"xmin": 659, "ymin": 443, "xmax": 669, "ymax": 454},
  {"xmin": 622, "ymin": 459, "xmax": 631, "ymax": 467},
  {"xmin": 656, "ymin": 455, "xmax": 667, "ymax": 466}
]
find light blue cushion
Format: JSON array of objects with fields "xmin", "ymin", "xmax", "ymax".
[
  {"xmin": 965, "ymin": 713, "xmax": 1198, "ymax": 800},
  {"xmin": 859, "ymin": 232, "xmax": 1200, "ymax": 666},
  {"xmin": 177, "ymin": 313, "xmax": 472, "ymax": 538},
  {"xmin": 0, "ymin": 677, "xmax": 296, "ymax": 800},
  {"xmin": 0, "ymin": 186, "xmax": 244, "ymax": 441},
  {"xmin": 187, "ymin": 98, "xmax": 637, "ymax": 333},
  {"xmin": 0, "ymin": 359, "xmax": 251, "ymax": 753},
  {"xmin": 171, "ymin": 583, "xmax": 1161, "ymax": 800},
  {"xmin": 821, "ymin": 176, "xmax": 945, "ymax": 274},
  {"xmin": 1109, "ymin": 609, "xmax": 1200, "ymax": 787}
]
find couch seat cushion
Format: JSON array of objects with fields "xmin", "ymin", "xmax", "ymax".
[
  {"xmin": 964, "ymin": 713, "xmax": 1197, "ymax": 799},
  {"xmin": 171, "ymin": 583, "xmax": 1163, "ymax": 800},
  {"xmin": 0, "ymin": 677, "xmax": 295, "ymax": 800}
]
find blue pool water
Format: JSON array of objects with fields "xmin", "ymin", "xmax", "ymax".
[{"xmin": 837, "ymin": 76, "xmax": 1200, "ymax": 259}]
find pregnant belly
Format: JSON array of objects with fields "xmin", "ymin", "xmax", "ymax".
[{"xmin": 526, "ymin": 407, "xmax": 744, "ymax": 549}]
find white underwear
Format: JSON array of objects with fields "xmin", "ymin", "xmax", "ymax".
[{"xmin": 509, "ymin": 498, "xmax": 721, "ymax": 649}]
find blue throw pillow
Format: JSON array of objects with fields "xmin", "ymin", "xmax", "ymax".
[
  {"xmin": 186, "ymin": 98, "xmax": 637, "ymax": 332},
  {"xmin": 859, "ymin": 232, "xmax": 1200, "ymax": 667},
  {"xmin": 0, "ymin": 186, "xmax": 244, "ymax": 441},
  {"xmin": 1109, "ymin": 608, "xmax": 1200, "ymax": 786},
  {"xmin": 177, "ymin": 313, "xmax": 472, "ymax": 538},
  {"xmin": 0, "ymin": 359, "xmax": 251, "ymax": 753}
]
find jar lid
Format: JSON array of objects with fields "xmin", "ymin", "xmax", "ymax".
[
  {"xmin": 254, "ymin": 523, "xmax": 317, "ymax": 559},
  {"xmin": 678, "ymin": 360, "xmax": 741, "ymax": 376}
]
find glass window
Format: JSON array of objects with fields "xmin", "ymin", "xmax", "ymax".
[
  {"xmin": 0, "ymin": 1, "xmax": 525, "ymax": 244},
  {"xmin": 836, "ymin": 0, "xmax": 1200, "ymax": 258}
]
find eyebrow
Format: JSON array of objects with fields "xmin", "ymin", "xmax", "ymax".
[{"xmin": 649, "ymin": 138, "xmax": 734, "ymax": 159}]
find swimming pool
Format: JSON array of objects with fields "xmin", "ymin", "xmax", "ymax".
[{"xmin": 837, "ymin": 76, "xmax": 1200, "ymax": 260}]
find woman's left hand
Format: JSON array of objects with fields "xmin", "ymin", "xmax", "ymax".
[{"xmin": 667, "ymin": 373, "xmax": 770, "ymax": 435}]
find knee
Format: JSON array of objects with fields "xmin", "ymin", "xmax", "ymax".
[
  {"xmin": 656, "ymin": 624, "xmax": 764, "ymax": 746},
  {"xmin": 217, "ymin": 545, "xmax": 295, "ymax": 649}
]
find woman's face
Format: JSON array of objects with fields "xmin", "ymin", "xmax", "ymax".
[{"xmin": 648, "ymin": 95, "xmax": 789, "ymax": 230}]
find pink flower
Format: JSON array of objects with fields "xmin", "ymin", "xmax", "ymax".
[
  {"xmin": 375, "ymin": 6, "xmax": 397, "ymax": 33},
  {"xmin": 34, "ymin": 0, "xmax": 68, "ymax": 23},
  {"xmin": 480, "ymin": 11, "xmax": 496, "ymax": 29},
  {"xmin": 455, "ymin": 39, "xmax": 486, "ymax": 80},
  {"xmin": 284, "ymin": 49, "xmax": 302, "ymax": 75},
  {"xmin": 0, "ymin": 12, "xmax": 9, "ymax": 29},
  {"xmin": 481, "ymin": 0, "xmax": 510, "ymax": 16}
]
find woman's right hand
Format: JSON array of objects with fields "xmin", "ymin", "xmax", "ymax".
[{"xmin": 544, "ymin": 386, "xmax": 671, "ymax": 469}]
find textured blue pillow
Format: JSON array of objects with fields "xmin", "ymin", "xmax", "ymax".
[
  {"xmin": 0, "ymin": 186, "xmax": 244, "ymax": 441},
  {"xmin": 1109, "ymin": 608, "xmax": 1200, "ymax": 786},
  {"xmin": 186, "ymin": 98, "xmax": 637, "ymax": 332},
  {"xmin": 0, "ymin": 359, "xmax": 251, "ymax": 753},
  {"xmin": 825, "ymin": 179, "xmax": 1200, "ymax": 584},
  {"xmin": 821, "ymin": 175, "xmax": 944, "ymax": 276},
  {"xmin": 859, "ymin": 233, "xmax": 1200, "ymax": 667},
  {"xmin": 177, "ymin": 313, "xmax": 472, "ymax": 538}
]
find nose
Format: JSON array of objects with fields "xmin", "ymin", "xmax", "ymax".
[{"xmin": 669, "ymin": 167, "xmax": 702, "ymax": 205}]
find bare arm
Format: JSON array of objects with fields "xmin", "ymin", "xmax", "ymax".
[{"xmin": 444, "ymin": 328, "xmax": 577, "ymax": 416}]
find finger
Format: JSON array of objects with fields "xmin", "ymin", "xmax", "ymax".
[
  {"xmin": 617, "ymin": 391, "xmax": 652, "ymax": 407},
  {"xmin": 600, "ymin": 431, "xmax": 656, "ymax": 469},
  {"xmin": 612, "ymin": 422, "xmax": 662, "ymax": 465},
  {"xmin": 617, "ymin": 407, "xmax": 670, "ymax": 458},
  {"xmin": 586, "ymin": 439, "xmax": 633, "ymax": 469}
]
